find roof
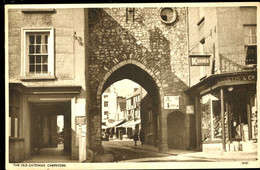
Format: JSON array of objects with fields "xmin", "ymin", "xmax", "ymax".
[{"xmin": 126, "ymin": 87, "xmax": 142, "ymax": 99}]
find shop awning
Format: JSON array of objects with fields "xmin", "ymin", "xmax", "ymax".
[
  {"xmin": 117, "ymin": 119, "xmax": 141, "ymax": 128},
  {"xmin": 117, "ymin": 120, "xmax": 134, "ymax": 128},
  {"xmin": 106, "ymin": 120, "xmax": 125, "ymax": 128},
  {"xmin": 185, "ymin": 71, "xmax": 257, "ymax": 96}
]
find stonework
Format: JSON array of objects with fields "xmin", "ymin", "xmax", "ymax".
[{"xmin": 88, "ymin": 7, "xmax": 191, "ymax": 151}]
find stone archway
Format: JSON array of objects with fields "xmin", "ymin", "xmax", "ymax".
[
  {"xmin": 87, "ymin": 8, "xmax": 190, "ymax": 153},
  {"xmin": 88, "ymin": 60, "xmax": 166, "ymax": 153}
]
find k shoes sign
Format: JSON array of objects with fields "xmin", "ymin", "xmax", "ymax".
[{"xmin": 189, "ymin": 55, "xmax": 211, "ymax": 66}]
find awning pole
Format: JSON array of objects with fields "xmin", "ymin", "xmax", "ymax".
[{"xmin": 220, "ymin": 88, "xmax": 226, "ymax": 152}]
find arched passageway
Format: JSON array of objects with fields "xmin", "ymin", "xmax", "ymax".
[{"xmin": 98, "ymin": 63, "xmax": 162, "ymax": 150}]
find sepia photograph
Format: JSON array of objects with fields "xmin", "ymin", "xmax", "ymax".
[{"xmin": 5, "ymin": 2, "xmax": 259, "ymax": 169}]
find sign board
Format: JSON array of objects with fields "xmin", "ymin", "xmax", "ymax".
[
  {"xmin": 189, "ymin": 55, "xmax": 211, "ymax": 66},
  {"xmin": 164, "ymin": 96, "xmax": 179, "ymax": 109},
  {"xmin": 76, "ymin": 116, "xmax": 86, "ymax": 125},
  {"xmin": 186, "ymin": 105, "xmax": 194, "ymax": 114}
]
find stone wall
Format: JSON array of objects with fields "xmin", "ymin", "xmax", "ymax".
[
  {"xmin": 8, "ymin": 8, "xmax": 86, "ymax": 87},
  {"xmin": 88, "ymin": 7, "xmax": 190, "ymax": 150}
]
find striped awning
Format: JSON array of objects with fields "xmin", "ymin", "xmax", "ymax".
[{"xmin": 106, "ymin": 119, "xmax": 125, "ymax": 128}]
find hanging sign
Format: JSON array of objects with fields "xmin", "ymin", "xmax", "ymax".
[
  {"xmin": 189, "ymin": 55, "xmax": 211, "ymax": 66},
  {"xmin": 186, "ymin": 105, "xmax": 194, "ymax": 114},
  {"xmin": 76, "ymin": 116, "xmax": 86, "ymax": 125},
  {"xmin": 164, "ymin": 96, "xmax": 179, "ymax": 109}
]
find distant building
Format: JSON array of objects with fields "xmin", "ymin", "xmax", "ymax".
[
  {"xmin": 101, "ymin": 86, "xmax": 117, "ymax": 125},
  {"xmin": 116, "ymin": 96, "xmax": 127, "ymax": 121},
  {"xmin": 126, "ymin": 87, "xmax": 147, "ymax": 122}
]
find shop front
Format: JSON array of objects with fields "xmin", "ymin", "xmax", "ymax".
[{"xmin": 186, "ymin": 71, "xmax": 257, "ymax": 152}]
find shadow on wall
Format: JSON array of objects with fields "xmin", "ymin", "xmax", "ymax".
[
  {"xmin": 89, "ymin": 8, "xmax": 188, "ymax": 110},
  {"xmin": 88, "ymin": 8, "xmax": 189, "ymax": 150}
]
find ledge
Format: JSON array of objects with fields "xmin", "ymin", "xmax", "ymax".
[
  {"xmin": 21, "ymin": 9, "xmax": 55, "ymax": 13},
  {"xmin": 20, "ymin": 76, "xmax": 56, "ymax": 81},
  {"xmin": 9, "ymin": 137, "xmax": 24, "ymax": 141},
  {"xmin": 203, "ymin": 140, "xmax": 222, "ymax": 144}
]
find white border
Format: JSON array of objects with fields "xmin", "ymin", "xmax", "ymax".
[{"xmin": 5, "ymin": 2, "xmax": 260, "ymax": 170}]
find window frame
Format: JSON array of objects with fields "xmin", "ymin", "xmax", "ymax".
[
  {"xmin": 21, "ymin": 27, "xmax": 55, "ymax": 79},
  {"xmin": 104, "ymin": 101, "xmax": 108, "ymax": 107},
  {"xmin": 243, "ymin": 25, "xmax": 257, "ymax": 65}
]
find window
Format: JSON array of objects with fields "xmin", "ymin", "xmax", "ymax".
[
  {"xmin": 104, "ymin": 95, "xmax": 108, "ymax": 98},
  {"xmin": 244, "ymin": 25, "xmax": 257, "ymax": 65},
  {"xmin": 159, "ymin": 8, "xmax": 177, "ymax": 24},
  {"xmin": 104, "ymin": 111, "xmax": 109, "ymax": 119},
  {"xmin": 201, "ymin": 93, "xmax": 222, "ymax": 142},
  {"xmin": 104, "ymin": 101, "xmax": 108, "ymax": 107},
  {"xmin": 21, "ymin": 28, "xmax": 54, "ymax": 78}
]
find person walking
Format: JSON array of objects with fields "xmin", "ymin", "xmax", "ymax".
[
  {"xmin": 132, "ymin": 130, "xmax": 139, "ymax": 146},
  {"xmin": 139, "ymin": 129, "xmax": 145, "ymax": 145}
]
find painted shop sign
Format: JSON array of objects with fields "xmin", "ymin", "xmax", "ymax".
[
  {"xmin": 164, "ymin": 96, "xmax": 179, "ymax": 109},
  {"xmin": 219, "ymin": 74, "xmax": 256, "ymax": 83},
  {"xmin": 76, "ymin": 116, "xmax": 86, "ymax": 125},
  {"xmin": 189, "ymin": 55, "xmax": 211, "ymax": 66},
  {"xmin": 186, "ymin": 105, "xmax": 194, "ymax": 114}
]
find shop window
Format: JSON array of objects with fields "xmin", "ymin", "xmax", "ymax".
[
  {"xmin": 201, "ymin": 93, "xmax": 222, "ymax": 142},
  {"xmin": 244, "ymin": 25, "xmax": 257, "ymax": 65},
  {"xmin": 9, "ymin": 90, "xmax": 21, "ymax": 138},
  {"xmin": 21, "ymin": 28, "xmax": 54, "ymax": 78},
  {"xmin": 104, "ymin": 101, "xmax": 108, "ymax": 107}
]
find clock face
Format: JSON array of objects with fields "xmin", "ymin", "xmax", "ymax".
[{"xmin": 159, "ymin": 8, "xmax": 177, "ymax": 24}]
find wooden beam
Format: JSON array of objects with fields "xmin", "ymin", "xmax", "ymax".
[{"xmin": 220, "ymin": 88, "xmax": 226, "ymax": 152}]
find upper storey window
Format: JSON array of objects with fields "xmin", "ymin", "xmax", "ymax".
[
  {"xmin": 244, "ymin": 25, "xmax": 257, "ymax": 65},
  {"xmin": 28, "ymin": 33, "xmax": 49, "ymax": 74},
  {"xmin": 21, "ymin": 28, "xmax": 55, "ymax": 79}
]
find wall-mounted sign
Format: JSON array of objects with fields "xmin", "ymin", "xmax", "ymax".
[
  {"xmin": 219, "ymin": 74, "xmax": 256, "ymax": 82},
  {"xmin": 186, "ymin": 105, "xmax": 194, "ymax": 114},
  {"xmin": 76, "ymin": 116, "xmax": 86, "ymax": 125},
  {"xmin": 164, "ymin": 96, "xmax": 179, "ymax": 109},
  {"xmin": 189, "ymin": 55, "xmax": 211, "ymax": 66}
]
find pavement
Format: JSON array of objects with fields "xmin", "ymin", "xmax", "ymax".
[
  {"xmin": 22, "ymin": 144, "xmax": 78, "ymax": 163},
  {"xmin": 132, "ymin": 141, "xmax": 258, "ymax": 162},
  {"xmin": 21, "ymin": 140, "xmax": 258, "ymax": 163}
]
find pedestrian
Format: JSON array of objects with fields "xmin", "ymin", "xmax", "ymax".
[
  {"xmin": 139, "ymin": 129, "xmax": 145, "ymax": 145},
  {"xmin": 132, "ymin": 130, "xmax": 138, "ymax": 146}
]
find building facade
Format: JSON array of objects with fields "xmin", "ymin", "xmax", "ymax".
[
  {"xmin": 126, "ymin": 87, "xmax": 146, "ymax": 121},
  {"xmin": 7, "ymin": 5, "xmax": 244, "ymax": 163},
  {"xmin": 186, "ymin": 6, "xmax": 257, "ymax": 152},
  {"xmin": 8, "ymin": 8, "xmax": 88, "ymax": 162},
  {"xmin": 101, "ymin": 86, "xmax": 117, "ymax": 125}
]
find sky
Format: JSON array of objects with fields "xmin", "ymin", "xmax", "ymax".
[{"xmin": 111, "ymin": 79, "xmax": 141, "ymax": 97}]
